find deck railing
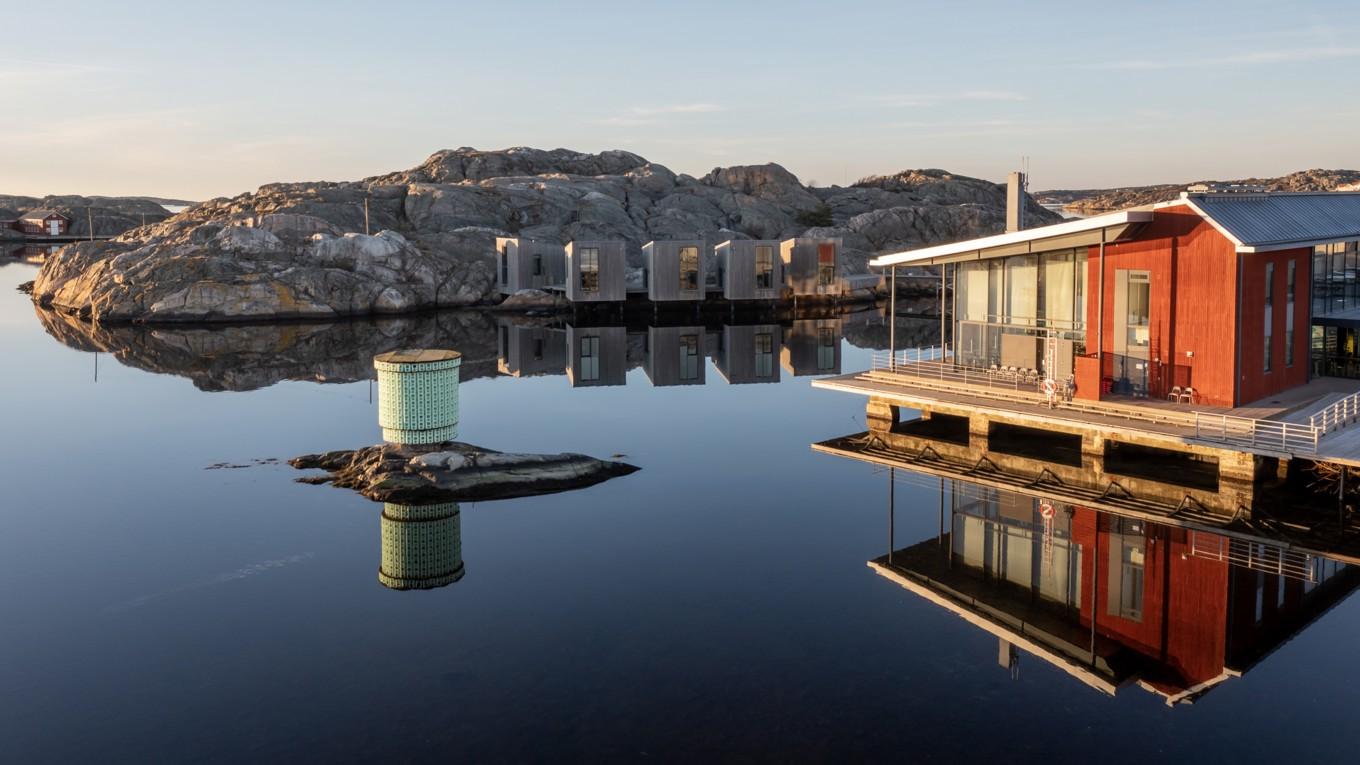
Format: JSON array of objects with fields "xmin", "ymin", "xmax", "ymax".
[
  {"xmin": 1190, "ymin": 411, "xmax": 1320, "ymax": 453},
  {"xmin": 1309, "ymin": 392, "xmax": 1360, "ymax": 434},
  {"xmin": 865, "ymin": 346, "xmax": 1327, "ymax": 454}
]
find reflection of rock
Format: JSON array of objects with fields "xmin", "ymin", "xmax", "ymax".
[
  {"xmin": 379, "ymin": 502, "xmax": 465, "ymax": 591},
  {"xmin": 35, "ymin": 306, "xmax": 501, "ymax": 392},
  {"xmin": 291, "ymin": 441, "xmax": 639, "ymax": 502}
]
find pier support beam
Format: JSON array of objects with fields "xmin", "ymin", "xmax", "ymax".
[{"xmin": 968, "ymin": 413, "xmax": 990, "ymax": 453}]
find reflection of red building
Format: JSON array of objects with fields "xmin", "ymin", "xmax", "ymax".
[{"xmin": 872, "ymin": 480, "xmax": 1358, "ymax": 704}]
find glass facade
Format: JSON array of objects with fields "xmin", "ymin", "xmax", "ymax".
[
  {"xmin": 580, "ymin": 248, "xmax": 599, "ymax": 292},
  {"xmin": 955, "ymin": 248, "xmax": 1088, "ymax": 368},
  {"xmin": 1311, "ymin": 239, "xmax": 1360, "ymax": 377}
]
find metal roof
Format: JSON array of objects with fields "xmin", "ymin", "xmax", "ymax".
[
  {"xmin": 868, "ymin": 209, "xmax": 1154, "ymax": 268},
  {"xmin": 1182, "ymin": 192, "xmax": 1360, "ymax": 252}
]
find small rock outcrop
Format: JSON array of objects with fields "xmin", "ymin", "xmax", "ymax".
[
  {"xmin": 32, "ymin": 146, "xmax": 1060, "ymax": 323},
  {"xmin": 290, "ymin": 441, "xmax": 639, "ymax": 502}
]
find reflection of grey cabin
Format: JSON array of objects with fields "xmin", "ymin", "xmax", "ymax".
[
  {"xmin": 566, "ymin": 325, "xmax": 627, "ymax": 387},
  {"xmin": 565, "ymin": 241, "xmax": 627, "ymax": 302},
  {"xmin": 495, "ymin": 238, "xmax": 565, "ymax": 295},
  {"xmin": 642, "ymin": 240, "xmax": 707, "ymax": 302},
  {"xmin": 780, "ymin": 237, "xmax": 842, "ymax": 296},
  {"xmin": 715, "ymin": 239, "xmax": 783, "ymax": 301},
  {"xmin": 645, "ymin": 325, "xmax": 707, "ymax": 386},
  {"xmin": 715, "ymin": 324, "xmax": 782, "ymax": 384},
  {"xmin": 781, "ymin": 318, "xmax": 841, "ymax": 376},
  {"xmin": 497, "ymin": 321, "xmax": 566, "ymax": 377}
]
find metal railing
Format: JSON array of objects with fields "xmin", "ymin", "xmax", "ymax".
[
  {"xmin": 868, "ymin": 348, "xmax": 1034, "ymax": 393},
  {"xmin": 1192, "ymin": 411, "xmax": 1320, "ymax": 453},
  {"xmin": 1188, "ymin": 532, "xmax": 1318, "ymax": 583},
  {"xmin": 1309, "ymin": 392, "xmax": 1360, "ymax": 434}
]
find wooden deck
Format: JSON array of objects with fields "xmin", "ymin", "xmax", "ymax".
[{"xmin": 813, "ymin": 365, "xmax": 1360, "ymax": 467}]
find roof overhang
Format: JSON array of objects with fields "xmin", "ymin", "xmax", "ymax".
[{"xmin": 869, "ymin": 210, "xmax": 1155, "ymax": 268}]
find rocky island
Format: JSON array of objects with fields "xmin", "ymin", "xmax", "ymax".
[
  {"xmin": 29, "ymin": 146, "xmax": 1057, "ymax": 323},
  {"xmin": 1037, "ymin": 168, "xmax": 1360, "ymax": 215}
]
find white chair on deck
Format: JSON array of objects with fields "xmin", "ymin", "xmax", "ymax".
[
  {"xmin": 1168, "ymin": 386, "xmax": 1182, "ymax": 403},
  {"xmin": 1180, "ymin": 387, "xmax": 1195, "ymax": 404}
]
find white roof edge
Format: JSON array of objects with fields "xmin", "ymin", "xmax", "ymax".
[{"xmin": 869, "ymin": 210, "xmax": 1156, "ymax": 268}]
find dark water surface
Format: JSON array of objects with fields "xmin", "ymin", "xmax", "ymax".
[{"xmin": 2, "ymin": 261, "xmax": 1358, "ymax": 762}]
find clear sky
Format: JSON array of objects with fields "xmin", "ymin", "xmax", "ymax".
[{"xmin": 3, "ymin": 0, "xmax": 1358, "ymax": 200}]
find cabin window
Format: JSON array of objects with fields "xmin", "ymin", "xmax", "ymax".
[
  {"xmin": 499, "ymin": 244, "xmax": 509, "ymax": 285},
  {"xmin": 817, "ymin": 326, "xmax": 836, "ymax": 370},
  {"xmin": 580, "ymin": 247, "xmax": 600, "ymax": 292},
  {"xmin": 1265, "ymin": 262, "xmax": 1275, "ymax": 372},
  {"xmin": 580, "ymin": 336, "xmax": 599, "ymax": 381},
  {"xmin": 1125, "ymin": 272, "xmax": 1150, "ymax": 348},
  {"xmin": 817, "ymin": 243, "xmax": 836, "ymax": 286},
  {"xmin": 1286, "ymin": 261, "xmax": 1296, "ymax": 367},
  {"xmin": 679, "ymin": 247, "xmax": 700, "ymax": 291},
  {"xmin": 755, "ymin": 246, "xmax": 774, "ymax": 289},
  {"xmin": 499, "ymin": 326, "xmax": 509, "ymax": 359},
  {"xmin": 679, "ymin": 334, "xmax": 699, "ymax": 380},
  {"xmin": 755, "ymin": 332, "xmax": 773, "ymax": 377},
  {"xmin": 533, "ymin": 338, "xmax": 544, "ymax": 361},
  {"xmin": 533, "ymin": 254, "xmax": 543, "ymax": 276}
]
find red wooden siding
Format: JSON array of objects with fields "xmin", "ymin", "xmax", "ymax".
[
  {"xmin": 1236, "ymin": 247, "xmax": 1311, "ymax": 404},
  {"xmin": 1085, "ymin": 206, "xmax": 1241, "ymax": 406}
]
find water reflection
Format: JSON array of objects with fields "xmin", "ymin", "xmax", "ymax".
[
  {"xmin": 378, "ymin": 502, "xmax": 465, "ymax": 591},
  {"xmin": 818, "ymin": 440, "xmax": 1360, "ymax": 704}
]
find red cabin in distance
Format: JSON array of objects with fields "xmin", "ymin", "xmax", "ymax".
[{"xmin": 12, "ymin": 209, "xmax": 72, "ymax": 237}]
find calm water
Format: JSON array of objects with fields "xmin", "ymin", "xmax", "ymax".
[{"xmin": 2, "ymin": 260, "xmax": 1358, "ymax": 762}]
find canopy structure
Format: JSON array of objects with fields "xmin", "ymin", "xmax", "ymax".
[{"xmin": 869, "ymin": 210, "xmax": 1154, "ymax": 269}]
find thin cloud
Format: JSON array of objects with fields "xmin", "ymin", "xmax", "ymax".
[
  {"xmin": 1094, "ymin": 45, "xmax": 1360, "ymax": 70},
  {"xmin": 873, "ymin": 91, "xmax": 1026, "ymax": 108}
]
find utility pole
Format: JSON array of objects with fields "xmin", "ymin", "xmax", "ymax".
[
  {"xmin": 87, "ymin": 207, "xmax": 94, "ymax": 241},
  {"xmin": 364, "ymin": 197, "xmax": 371, "ymax": 236}
]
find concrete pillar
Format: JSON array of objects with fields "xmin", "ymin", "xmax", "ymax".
[
  {"xmin": 969, "ymin": 413, "xmax": 990, "ymax": 453},
  {"xmin": 1082, "ymin": 432, "xmax": 1106, "ymax": 477},
  {"xmin": 866, "ymin": 397, "xmax": 896, "ymax": 434},
  {"xmin": 1218, "ymin": 450, "xmax": 1258, "ymax": 519}
]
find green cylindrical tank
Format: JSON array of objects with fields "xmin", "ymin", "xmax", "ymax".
[
  {"xmin": 373, "ymin": 349, "xmax": 461, "ymax": 445},
  {"xmin": 378, "ymin": 502, "xmax": 464, "ymax": 591}
]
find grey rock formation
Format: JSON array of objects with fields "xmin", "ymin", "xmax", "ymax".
[
  {"xmin": 290, "ymin": 441, "xmax": 640, "ymax": 502},
  {"xmin": 33, "ymin": 147, "xmax": 1058, "ymax": 323},
  {"xmin": 1038, "ymin": 168, "xmax": 1360, "ymax": 214}
]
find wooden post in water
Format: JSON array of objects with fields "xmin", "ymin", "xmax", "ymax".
[
  {"xmin": 1340, "ymin": 464, "xmax": 1347, "ymax": 530},
  {"xmin": 87, "ymin": 207, "xmax": 94, "ymax": 241},
  {"xmin": 888, "ymin": 467, "xmax": 895, "ymax": 563}
]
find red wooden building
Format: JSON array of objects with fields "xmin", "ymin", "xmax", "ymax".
[
  {"xmin": 874, "ymin": 188, "xmax": 1360, "ymax": 407},
  {"xmin": 12, "ymin": 209, "xmax": 71, "ymax": 237}
]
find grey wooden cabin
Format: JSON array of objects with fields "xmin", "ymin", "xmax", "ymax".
[
  {"xmin": 566, "ymin": 325, "xmax": 627, "ymax": 387},
  {"xmin": 781, "ymin": 318, "xmax": 842, "ymax": 376},
  {"xmin": 496, "ymin": 237, "xmax": 566, "ymax": 295},
  {"xmin": 715, "ymin": 239, "xmax": 783, "ymax": 301},
  {"xmin": 497, "ymin": 320, "xmax": 566, "ymax": 378},
  {"xmin": 779, "ymin": 237, "xmax": 843, "ymax": 296},
  {"xmin": 642, "ymin": 240, "xmax": 708, "ymax": 302},
  {"xmin": 714, "ymin": 324, "xmax": 782, "ymax": 384},
  {"xmin": 645, "ymin": 325, "xmax": 707, "ymax": 386},
  {"xmin": 566, "ymin": 241, "xmax": 628, "ymax": 302}
]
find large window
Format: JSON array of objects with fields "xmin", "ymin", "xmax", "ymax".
[
  {"xmin": 1314, "ymin": 240, "xmax": 1360, "ymax": 316},
  {"xmin": 499, "ymin": 243, "xmax": 509, "ymax": 285},
  {"xmin": 1125, "ymin": 272, "xmax": 1150, "ymax": 348},
  {"xmin": 532, "ymin": 253, "xmax": 543, "ymax": 277},
  {"xmin": 1004, "ymin": 255, "xmax": 1038, "ymax": 326},
  {"xmin": 818, "ymin": 243, "xmax": 836, "ymax": 286},
  {"xmin": 679, "ymin": 247, "xmax": 699, "ymax": 291},
  {"xmin": 1287, "ymin": 261, "xmax": 1296, "ymax": 367},
  {"xmin": 755, "ymin": 246, "xmax": 774, "ymax": 289},
  {"xmin": 580, "ymin": 335, "xmax": 599, "ymax": 381},
  {"xmin": 1265, "ymin": 262, "xmax": 1275, "ymax": 372},
  {"xmin": 580, "ymin": 247, "xmax": 600, "ymax": 292},
  {"xmin": 755, "ymin": 332, "xmax": 773, "ymax": 377},
  {"xmin": 679, "ymin": 334, "xmax": 699, "ymax": 380},
  {"xmin": 817, "ymin": 326, "xmax": 837, "ymax": 370}
]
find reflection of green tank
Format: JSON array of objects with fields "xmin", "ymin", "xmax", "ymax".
[
  {"xmin": 374, "ymin": 349, "xmax": 461, "ymax": 445},
  {"xmin": 378, "ymin": 502, "xmax": 465, "ymax": 590}
]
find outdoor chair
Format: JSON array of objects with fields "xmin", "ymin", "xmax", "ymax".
[
  {"xmin": 1168, "ymin": 386, "xmax": 1182, "ymax": 402},
  {"xmin": 1180, "ymin": 387, "xmax": 1195, "ymax": 404}
]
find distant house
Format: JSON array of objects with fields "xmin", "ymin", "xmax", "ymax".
[
  {"xmin": 780, "ymin": 237, "xmax": 842, "ymax": 296},
  {"xmin": 782, "ymin": 318, "xmax": 842, "ymax": 376},
  {"xmin": 14, "ymin": 209, "xmax": 71, "ymax": 237},
  {"xmin": 645, "ymin": 325, "xmax": 706, "ymax": 385},
  {"xmin": 566, "ymin": 241, "xmax": 628, "ymax": 302},
  {"xmin": 495, "ymin": 237, "xmax": 565, "ymax": 295},
  {"xmin": 714, "ymin": 324, "xmax": 783, "ymax": 384},
  {"xmin": 642, "ymin": 240, "xmax": 708, "ymax": 302},
  {"xmin": 496, "ymin": 320, "xmax": 566, "ymax": 378},
  {"xmin": 715, "ymin": 240, "xmax": 783, "ymax": 301},
  {"xmin": 566, "ymin": 324, "xmax": 628, "ymax": 387}
]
